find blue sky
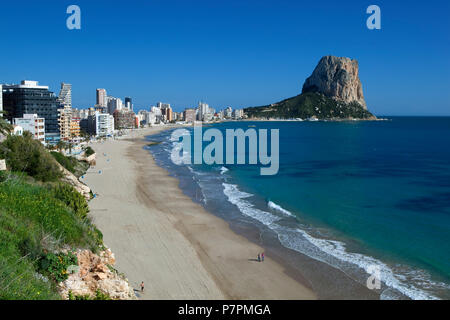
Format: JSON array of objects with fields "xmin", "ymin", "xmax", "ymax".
[{"xmin": 0, "ymin": 0, "xmax": 449, "ymax": 115}]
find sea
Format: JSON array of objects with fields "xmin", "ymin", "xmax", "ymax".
[{"xmin": 145, "ymin": 117, "xmax": 450, "ymax": 300}]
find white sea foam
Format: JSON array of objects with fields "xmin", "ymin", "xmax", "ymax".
[
  {"xmin": 170, "ymin": 141, "xmax": 191, "ymax": 164},
  {"xmin": 268, "ymin": 201, "xmax": 295, "ymax": 217},
  {"xmin": 282, "ymin": 228, "xmax": 442, "ymax": 300},
  {"xmin": 154, "ymin": 131, "xmax": 448, "ymax": 300},
  {"xmin": 222, "ymin": 183, "xmax": 446, "ymax": 300},
  {"xmin": 220, "ymin": 166, "xmax": 229, "ymax": 175},
  {"xmin": 222, "ymin": 183, "xmax": 281, "ymax": 226}
]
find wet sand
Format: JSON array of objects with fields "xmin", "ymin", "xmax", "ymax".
[{"xmin": 83, "ymin": 126, "xmax": 317, "ymax": 299}]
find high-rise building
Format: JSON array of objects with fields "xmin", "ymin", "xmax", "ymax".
[
  {"xmin": 58, "ymin": 105, "xmax": 72, "ymax": 141},
  {"xmin": 57, "ymin": 83, "xmax": 72, "ymax": 107},
  {"xmin": 224, "ymin": 106, "xmax": 233, "ymax": 119},
  {"xmin": 197, "ymin": 101, "xmax": 214, "ymax": 121},
  {"xmin": 232, "ymin": 109, "xmax": 244, "ymax": 119},
  {"xmin": 2, "ymin": 81, "xmax": 60, "ymax": 143},
  {"xmin": 96, "ymin": 88, "xmax": 107, "ymax": 108},
  {"xmin": 183, "ymin": 108, "xmax": 196, "ymax": 123},
  {"xmin": 107, "ymin": 96, "xmax": 123, "ymax": 115},
  {"xmin": 73, "ymin": 108, "xmax": 89, "ymax": 119},
  {"xmin": 144, "ymin": 111, "xmax": 157, "ymax": 126},
  {"xmin": 113, "ymin": 109, "xmax": 136, "ymax": 129},
  {"xmin": 125, "ymin": 97, "xmax": 132, "ymax": 110},
  {"xmin": 83, "ymin": 111, "xmax": 114, "ymax": 137},
  {"xmin": 151, "ymin": 106, "xmax": 162, "ymax": 116},
  {"xmin": 13, "ymin": 114, "xmax": 45, "ymax": 144},
  {"xmin": 70, "ymin": 118, "xmax": 81, "ymax": 141},
  {"xmin": 161, "ymin": 106, "xmax": 173, "ymax": 122},
  {"xmin": 157, "ymin": 102, "xmax": 170, "ymax": 109}
]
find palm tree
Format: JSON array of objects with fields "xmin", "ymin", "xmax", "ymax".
[
  {"xmin": 56, "ymin": 140, "xmax": 67, "ymax": 153},
  {"xmin": 0, "ymin": 112, "xmax": 12, "ymax": 136}
]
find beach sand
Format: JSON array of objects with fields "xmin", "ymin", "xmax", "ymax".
[{"xmin": 83, "ymin": 126, "xmax": 317, "ymax": 299}]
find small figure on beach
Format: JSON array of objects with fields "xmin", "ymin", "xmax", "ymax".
[
  {"xmin": 261, "ymin": 252, "xmax": 265, "ymax": 262},
  {"xmin": 140, "ymin": 281, "xmax": 144, "ymax": 292},
  {"xmin": 257, "ymin": 253, "xmax": 261, "ymax": 262}
]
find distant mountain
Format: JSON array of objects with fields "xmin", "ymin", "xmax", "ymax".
[{"xmin": 244, "ymin": 56, "xmax": 376, "ymax": 120}]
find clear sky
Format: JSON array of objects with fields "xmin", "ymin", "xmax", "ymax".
[{"xmin": 0, "ymin": 0, "xmax": 449, "ymax": 115}]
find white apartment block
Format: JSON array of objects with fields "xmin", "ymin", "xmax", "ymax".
[
  {"xmin": 13, "ymin": 114, "xmax": 45, "ymax": 143},
  {"xmin": 107, "ymin": 96, "xmax": 123, "ymax": 115},
  {"xmin": 95, "ymin": 112, "xmax": 114, "ymax": 137},
  {"xmin": 57, "ymin": 83, "xmax": 72, "ymax": 107}
]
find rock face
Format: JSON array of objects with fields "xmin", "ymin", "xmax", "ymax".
[
  {"xmin": 302, "ymin": 56, "xmax": 367, "ymax": 109},
  {"xmin": 58, "ymin": 248, "xmax": 136, "ymax": 300},
  {"xmin": 57, "ymin": 163, "xmax": 91, "ymax": 200}
]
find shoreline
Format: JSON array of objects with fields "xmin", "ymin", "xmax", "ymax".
[
  {"xmin": 146, "ymin": 127, "xmax": 381, "ymax": 300},
  {"xmin": 83, "ymin": 126, "xmax": 317, "ymax": 299}
]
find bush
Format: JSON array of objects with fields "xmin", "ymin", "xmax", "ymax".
[
  {"xmin": 94, "ymin": 289, "xmax": 111, "ymax": 300},
  {"xmin": 0, "ymin": 132, "xmax": 62, "ymax": 182},
  {"xmin": 39, "ymin": 251, "xmax": 78, "ymax": 283},
  {"xmin": 51, "ymin": 152, "xmax": 75, "ymax": 173},
  {"xmin": 68, "ymin": 289, "xmax": 111, "ymax": 300},
  {"xmin": 84, "ymin": 146, "xmax": 95, "ymax": 157},
  {"xmin": 50, "ymin": 152, "xmax": 89, "ymax": 178},
  {"xmin": 52, "ymin": 183, "xmax": 89, "ymax": 220}
]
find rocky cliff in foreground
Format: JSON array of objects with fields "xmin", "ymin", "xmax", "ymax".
[
  {"xmin": 244, "ymin": 56, "xmax": 376, "ymax": 120},
  {"xmin": 58, "ymin": 248, "xmax": 136, "ymax": 300}
]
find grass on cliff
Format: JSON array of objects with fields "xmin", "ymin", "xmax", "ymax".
[
  {"xmin": 0, "ymin": 172, "xmax": 103, "ymax": 299},
  {"xmin": 244, "ymin": 92, "xmax": 375, "ymax": 120},
  {"xmin": 50, "ymin": 152, "xmax": 89, "ymax": 178}
]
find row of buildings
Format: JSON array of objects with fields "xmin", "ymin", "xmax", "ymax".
[
  {"xmin": 0, "ymin": 80, "xmax": 246, "ymax": 145},
  {"xmin": 1, "ymin": 81, "xmax": 76, "ymax": 144},
  {"xmin": 0, "ymin": 80, "xmax": 138, "ymax": 144},
  {"xmin": 134, "ymin": 102, "xmax": 245, "ymax": 127}
]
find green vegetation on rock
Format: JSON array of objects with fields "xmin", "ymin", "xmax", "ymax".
[
  {"xmin": 0, "ymin": 132, "xmax": 62, "ymax": 182},
  {"xmin": 83, "ymin": 146, "xmax": 95, "ymax": 157},
  {"xmin": 50, "ymin": 152, "xmax": 89, "ymax": 178},
  {"xmin": 0, "ymin": 129, "xmax": 102, "ymax": 299},
  {"xmin": 244, "ymin": 92, "xmax": 376, "ymax": 120},
  {"xmin": 0, "ymin": 172, "xmax": 102, "ymax": 299}
]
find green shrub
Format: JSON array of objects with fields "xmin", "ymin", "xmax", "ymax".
[
  {"xmin": 94, "ymin": 289, "xmax": 111, "ymax": 300},
  {"xmin": 67, "ymin": 289, "xmax": 111, "ymax": 300},
  {"xmin": 84, "ymin": 146, "xmax": 95, "ymax": 157},
  {"xmin": 68, "ymin": 290, "xmax": 91, "ymax": 300},
  {"xmin": 50, "ymin": 152, "xmax": 89, "ymax": 178},
  {"xmin": 39, "ymin": 251, "xmax": 78, "ymax": 283},
  {"xmin": 52, "ymin": 183, "xmax": 89, "ymax": 220},
  {"xmin": 51, "ymin": 152, "xmax": 75, "ymax": 173},
  {"xmin": 0, "ymin": 252, "xmax": 60, "ymax": 300},
  {"xmin": 0, "ymin": 132, "xmax": 62, "ymax": 182}
]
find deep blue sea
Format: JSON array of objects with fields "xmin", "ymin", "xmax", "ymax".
[{"xmin": 146, "ymin": 117, "xmax": 450, "ymax": 300}]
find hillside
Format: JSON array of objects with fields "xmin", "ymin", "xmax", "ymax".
[{"xmin": 244, "ymin": 92, "xmax": 376, "ymax": 120}]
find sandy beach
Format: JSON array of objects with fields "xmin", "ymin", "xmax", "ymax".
[{"xmin": 83, "ymin": 126, "xmax": 317, "ymax": 299}]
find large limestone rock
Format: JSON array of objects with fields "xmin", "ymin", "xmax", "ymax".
[
  {"xmin": 302, "ymin": 56, "xmax": 367, "ymax": 109},
  {"xmin": 59, "ymin": 248, "xmax": 136, "ymax": 300}
]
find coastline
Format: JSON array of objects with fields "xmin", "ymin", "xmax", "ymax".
[{"xmin": 83, "ymin": 126, "xmax": 317, "ymax": 299}]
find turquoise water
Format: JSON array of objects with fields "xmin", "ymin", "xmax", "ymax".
[{"xmin": 147, "ymin": 117, "xmax": 450, "ymax": 299}]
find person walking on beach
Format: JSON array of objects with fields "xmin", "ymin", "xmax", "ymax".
[
  {"xmin": 257, "ymin": 253, "xmax": 261, "ymax": 262},
  {"xmin": 140, "ymin": 281, "xmax": 144, "ymax": 292},
  {"xmin": 261, "ymin": 252, "xmax": 265, "ymax": 262}
]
